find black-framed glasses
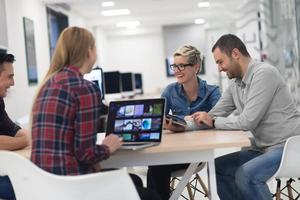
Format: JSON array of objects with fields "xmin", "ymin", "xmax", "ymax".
[{"xmin": 169, "ymin": 63, "xmax": 193, "ymax": 71}]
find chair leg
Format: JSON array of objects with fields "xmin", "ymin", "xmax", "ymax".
[
  {"xmin": 195, "ymin": 174, "xmax": 209, "ymax": 196},
  {"xmin": 170, "ymin": 178, "xmax": 176, "ymax": 190},
  {"xmin": 187, "ymin": 183, "xmax": 195, "ymax": 200},
  {"xmin": 287, "ymin": 178, "xmax": 294, "ymax": 200},
  {"xmin": 275, "ymin": 178, "xmax": 281, "ymax": 200}
]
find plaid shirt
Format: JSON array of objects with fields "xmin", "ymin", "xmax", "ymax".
[
  {"xmin": 0, "ymin": 98, "xmax": 21, "ymax": 136},
  {"xmin": 31, "ymin": 66, "xmax": 110, "ymax": 175}
]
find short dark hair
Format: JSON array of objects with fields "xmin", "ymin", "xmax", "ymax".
[
  {"xmin": 0, "ymin": 53, "xmax": 15, "ymax": 73},
  {"xmin": 212, "ymin": 34, "xmax": 250, "ymax": 57}
]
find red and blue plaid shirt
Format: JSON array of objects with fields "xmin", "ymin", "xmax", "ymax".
[{"xmin": 31, "ymin": 66, "xmax": 110, "ymax": 175}]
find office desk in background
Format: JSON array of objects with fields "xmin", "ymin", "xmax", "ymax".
[{"xmin": 15, "ymin": 130, "xmax": 250, "ymax": 200}]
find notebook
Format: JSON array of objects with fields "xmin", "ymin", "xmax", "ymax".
[{"xmin": 106, "ymin": 98, "xmax": 165, "ymax": 150}]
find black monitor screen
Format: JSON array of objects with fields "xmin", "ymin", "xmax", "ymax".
[
  {"xmin": 83, "ymin": 67, "xmax": 105, "ymax": 99},
  {"xmin": 121, "ymin": 73, "xmax": 134, "ymax": 92},
  {"xmin": 104, "ymin": 71, "xmax": 121, "ymax": 94},
  {"xmin": 134, "ymin": 73, "xmax": 142, "ymax": 89}
]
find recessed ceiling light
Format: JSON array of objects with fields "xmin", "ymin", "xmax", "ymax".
[
  {"xmin": 198, "ymin": 2, "xmax": 210, "ymax": 7},
  {"xmin": 116, "ymin": 21, "xmax": 140, "ymax": 28},
  {"xmin": 101, "ymin": 9, "xmax": 130, "ymax": 16},
  {"xmin": 102, "ymin": 1, "xmax": 115, "ymax": 7},
  {"xmin": 195, "ymin": 18, "xmax": 205, "ymax": 24}
]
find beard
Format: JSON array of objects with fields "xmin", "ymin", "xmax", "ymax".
[{"xmin": 226, "ymin": 59, "xmax": 242, "ymax": 79}]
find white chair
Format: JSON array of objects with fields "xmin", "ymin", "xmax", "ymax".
[
  {"xmin": 0, "ymin": 151, "xmax": 140, "ymax": 200},
  {"xmin": 170, "ymin": 163, "xmax": 208, "ymax": 200},
  {"xmin": 271, "ymin": 135, "xmax": 300, "ymax": 200}
]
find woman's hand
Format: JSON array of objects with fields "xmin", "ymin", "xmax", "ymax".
[{"xmin": 102, "ymin": 134, "xmax": 123, "ymax": 154}]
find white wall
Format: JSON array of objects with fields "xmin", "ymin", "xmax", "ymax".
[
  {"xmin": 94, "ymin": 26, "xmax": 109, "ymax": 67},
  {"xmin": 95, "ymin": 26, "xmax": 224, "ymax": 95},
  {"xmin": 163, "ymin": 24, "xmax": 205, "ymax": 56},
  {"xmin": 5, "ymin": 0, "xmax": 50, "ymax": 121},
  {"xmin": 4, "ymin": 0, "xmax": 87, "ymax": 121},
  {"xmin": 204, "ymin": 27, "xmax": 231, "ymax": 92},
  {"xmin": 98, "ymin": 31, "xmax": 175, "ymax": 94}
]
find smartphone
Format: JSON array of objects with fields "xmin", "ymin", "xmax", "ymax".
[{"xmin": 165, "ymin": 114, "xmax": 187, "ymax": 127}]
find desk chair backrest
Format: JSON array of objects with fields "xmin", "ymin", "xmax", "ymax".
[
  {"xmin": 274, "ymin": 135, "xmax": 300, "ymax": 178},
  {"xmin": 0, "ymin": 151, "xmax": 140, "ymax": 200}
]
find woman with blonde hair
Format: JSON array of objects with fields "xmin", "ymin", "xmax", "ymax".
[
  {"xmin": 147, "ymin": 44, "xmax": 221, "ymax": 200},
  {"xmin": 31, "ymin": 26, "xmax": 121, "ymax": 175},
  {"xmin": 31, "ymin": 26, "xmax": 160, "ymax": 200}
]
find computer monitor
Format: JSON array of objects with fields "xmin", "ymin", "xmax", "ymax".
[
  {"xmin": 104, "ymin": 71, "xmax": 122, "ymax": 100},
  {"xmin": 121, "ymin": 72, "xmax": 135, "ymax": 98},
  {"xmin": 83, "ymin": 67, "xmax": 105, "ymax": 100},
  {"xmin": 134, "ymin": 73, "xmax": 143, "ymax": 95}
]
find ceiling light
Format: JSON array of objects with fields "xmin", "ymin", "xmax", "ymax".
[
  {"xmin": 102, "ymin": 1, "xmax": 115, "ymax": 7},
  {"xmin": 195, "ymin": 18, "xmax": 205, "ymax": 24},
  {"xmin": 198, "ymin": 1, "xmax": 210, "ymax": 7},
  {"xmin": 116, "ymin": 21, "xmax": 140, "ymax": 28},
  {"xmin": 101, "ymin": 9, "xmax": 130, "ymax": 16}
]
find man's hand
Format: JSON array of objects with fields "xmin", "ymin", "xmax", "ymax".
[
  {"xmin": 184, "ymin": 115, "xmax": 194, "ymax": 121},
  {"xmin": 192, "ymin": 112, "xmax": 214, "ymax": 128},
  {"xmin": 102, "ymin": 134, "xmax": 123, "ymax": 154},
  {"xmin": 0, "ymin": 129, "xmax": 30, "ymax": 150},
  {"xmin": 164, "ymin": 118, "xmax": 185, "ymax": 132},
  {"xmin": 16, "ymin": 129, "xmax": 31, "ymax": 147}
]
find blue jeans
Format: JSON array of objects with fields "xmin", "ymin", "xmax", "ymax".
[
  {"xmin": 0, "ymin": 176, "xmax": 15, "ymax": 200},
  {"xmin": 215, "ymin": 146, "xmax": 283, "ymax": 200}
]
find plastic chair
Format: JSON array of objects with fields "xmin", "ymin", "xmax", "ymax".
[
  {"xmin": 0, "ymin": 151, "xmax": 140, "ymax": 200},
  {"xmin": 271, "ymin": 135, "xmax": 300, "ymax": 200},
  {"xmin": 170, "ymin": 162, "xmax": 208, "ymax": 200}
]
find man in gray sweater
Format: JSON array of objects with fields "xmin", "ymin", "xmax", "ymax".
[{"xmin": 192, "ymin": 34, "xmax": 300, "ymax": 200}]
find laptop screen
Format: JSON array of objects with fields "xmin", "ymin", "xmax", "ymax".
[{"xmin": 106, "ymin": 98, "xmax": 165, "ymax": 142}]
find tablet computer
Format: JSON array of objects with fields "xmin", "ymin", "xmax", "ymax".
[{"xmin": 165, "ymin": 114, "xmax": 187, "ymax": 127}]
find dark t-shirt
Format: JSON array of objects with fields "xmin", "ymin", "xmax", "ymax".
[{"xmin": 0, "ymin": 98, "xmax": 20, "ymax": 136}]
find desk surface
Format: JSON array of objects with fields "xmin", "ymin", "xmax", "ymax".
[
  {"xmin": 142, "ymin": 130, "xmax": 250, "ymax": 153},
  {"xmin": 15, "ymin": 129, "xmax": 250, "ymax": 159}
]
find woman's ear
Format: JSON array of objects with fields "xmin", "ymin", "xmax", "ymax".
[{"xmin": 87, "ymin": 47, "xmax": 92, "ymax": 58}]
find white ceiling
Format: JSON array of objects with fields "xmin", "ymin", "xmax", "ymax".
[{"xmin": 43, "ymin": 0, "xmax": 257, "ymax": 32}]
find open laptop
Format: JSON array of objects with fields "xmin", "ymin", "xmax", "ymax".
[{"xmin": 106, "ymin": 98, "xmax": 165, "ymax": 150}]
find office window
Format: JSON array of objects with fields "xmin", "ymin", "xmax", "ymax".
[
  {"xmin": 46, "ymin": 7, "xmax": 69, "ymax": 59},
  {"xmin": 0, "ymin": 0, "xmax": 8, "ymax": 50}
]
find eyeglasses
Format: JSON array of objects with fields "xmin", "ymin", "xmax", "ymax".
[{"xmin": 169, "ymin": 63, "xmax": 193, "ymax": 71}]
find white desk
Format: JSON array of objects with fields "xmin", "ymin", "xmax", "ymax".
[
  {"xmin": 15, "ymin": 130, "xmax": 250, "ymax": 200},
  {"xmin": 102, "ymin": 130, "xmax": 250, "ymax": 200}
]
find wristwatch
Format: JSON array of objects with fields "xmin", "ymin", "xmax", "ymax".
[{"xmin": 212, "ymin": 118, "xmax": 216, "ymax": 128}]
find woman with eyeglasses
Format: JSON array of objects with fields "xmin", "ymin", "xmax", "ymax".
[{"xmin": 147, "ymin": 44, "xmax": 221, "ymax": 200}]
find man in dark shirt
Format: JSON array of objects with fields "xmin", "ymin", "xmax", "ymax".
[{"xmin": 0, "ymin": 52, "xmax": 30, "ymax": 200}]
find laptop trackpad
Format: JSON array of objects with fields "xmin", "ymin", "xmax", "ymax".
[{"xmin": 120, "ymin": 142, "xmax": 157, "ymax": 150}]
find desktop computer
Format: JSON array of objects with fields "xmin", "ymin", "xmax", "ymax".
[
  {"xmin": 104, "ymin": 71, "xmax": 122, "ymax": 100},
  {"xmin": 134, "ymin": 73, "xmax": 143, "ymax": 95},
  {"xmin": 121, "ymin": 72, "xmax": 135, "ymax": 98},
  {"xmin": 83, "ymin": 67, "xmax": 105, "ymax": 100}
]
